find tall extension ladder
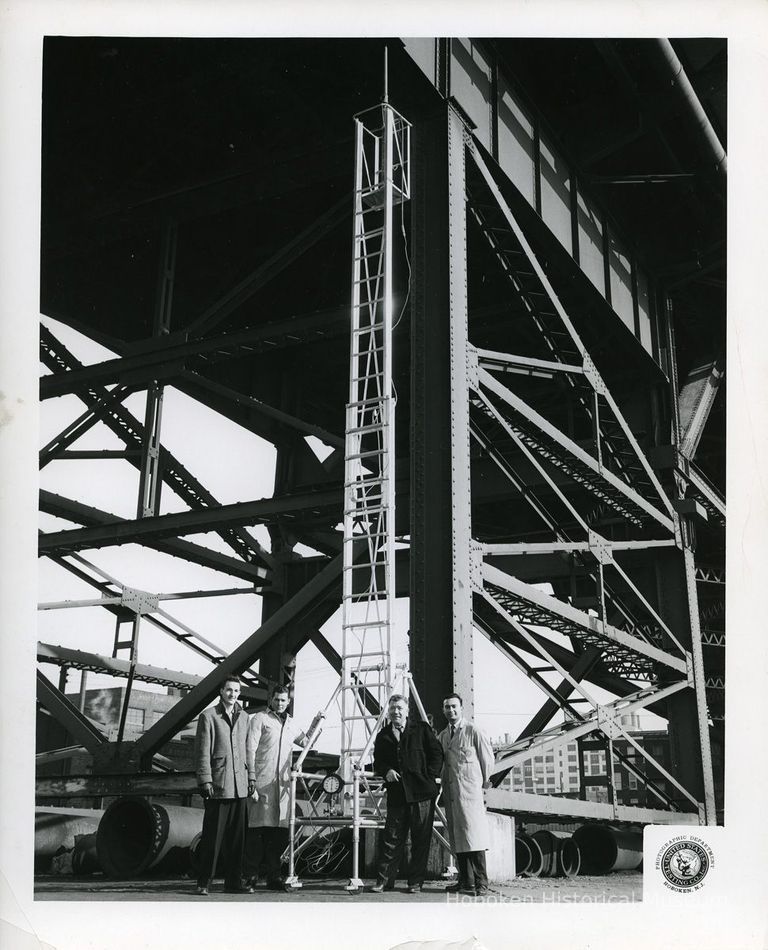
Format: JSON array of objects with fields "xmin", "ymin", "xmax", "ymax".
[
  {"xmin": 339, "ymin": 99, "xmax": 411, "ymax": 793},
  {"xmin": 284, "ymin": 96, "xmax": 415, "ymax": 893}
]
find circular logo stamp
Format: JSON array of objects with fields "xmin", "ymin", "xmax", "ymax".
[{"xmin": 656, "ymin": 836, "xmax": 713, "ymax": 892}]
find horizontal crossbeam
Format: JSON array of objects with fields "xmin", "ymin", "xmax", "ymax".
[
  {"xmin": 37, "ymin": 642, "xmax": 267, "ymax": 699},
  {"xmin": 39, "ymin": 488, "xmax": 341, "ymax": 557},
  {"xmin": 40, "ymin": 492, "xmax": 270, "ymax": 582}
]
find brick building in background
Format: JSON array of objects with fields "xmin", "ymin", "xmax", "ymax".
[{"xmin": 495, "ymin": 713, "xmax": 673, "ymax": 808}]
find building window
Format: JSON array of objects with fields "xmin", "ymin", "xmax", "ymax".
[{"xmin": 125, "ymin": 708, "xmax": 145, "ymax": 730}]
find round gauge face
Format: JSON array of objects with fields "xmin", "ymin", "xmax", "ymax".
[{"xmin": 321, "ymin": 772, "xmax": 343, "ymax": 795}]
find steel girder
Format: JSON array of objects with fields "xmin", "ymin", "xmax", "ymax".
[
  {"xmin": 429, "ymin": 114, "xmax": 717, "ymax": 823},
  {"xmin": 40, "ymin": 310, "xmax": 350, "ymax": 400},
  {"xmin": 133, "ymin": 553, "xmax": 344, "ymax": 760},
  {"xmin": 40, "ymin": 325, "xmax": 273, "ymax": 571},
  {"xmin": 39, "ymin": 487, "xmax": 341, "ymax": 557},
  {"xmin": 46, "ymin": 551, "xmax": 267, "ymax": 688},
  {"xmin": 36, "ymin": 671, "xmax": 108, "ymax": 754},
  {"xmin": 37, "ymin": 642, "xmax": 267, "ymax": 700},
  {"xmin": 40, "ymin": 491, "xmax": 270, "ymax": 581}
]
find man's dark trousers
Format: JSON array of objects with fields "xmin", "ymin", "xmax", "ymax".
[
  {"xmin": 196, "ymin": 797, "xmax": 247, "ymax": 889},
  {"xmin": 376, "ymin": 798, "xmax": 435, "ymax": 887},
  {"xmin": 246, "ymin": 826, "xmax": 289, "ymax": 884},
  {"xmin": 457, "ymin": 850, "xmax": 488, "ymax": 891}
]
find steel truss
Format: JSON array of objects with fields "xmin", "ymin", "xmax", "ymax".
[
  {"xmin": 444, "ymin": 108, "xmax": 716, "ymax": 824},
  {"xmin": 37, "ymin": 188, "xmax": 355, "ymax": 776}
]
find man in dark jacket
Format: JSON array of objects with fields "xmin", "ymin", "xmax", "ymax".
[
  {"xmin": 370, "ymin": 693, "xmax": 444, "ymax": 894},
  {"xmin": 194, "ymin": 675, "xmax": 254, "ymax": 895}
]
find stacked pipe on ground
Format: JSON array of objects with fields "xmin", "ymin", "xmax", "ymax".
[
  {"xmin": 573, "ymin": 825, "xmax": 642, "ymax": 874},
  {"xmin": 96, "ymin": 797, "xmax": 204, "ymax": 878}
]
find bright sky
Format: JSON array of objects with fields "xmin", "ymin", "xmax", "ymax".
[{"xmin": 38, "ymin": 314, "xmax": 665, "ymax": 751}]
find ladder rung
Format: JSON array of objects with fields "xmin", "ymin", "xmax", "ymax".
[
  {"xmin": 344, "ymin": 620, "xmax": 388, "ymax": 629},
  {"xmin": 351, "ymin": 371, "xmax": 385, "ymax": 383},
  {"xmin": 343, "ymin": 562, "xmax": 389, "ymax": 571},
  {"xmin": 352, "ymin": 321, "xmax": 385, "ymax": 334},
  {"xmin": 344, "ymin": 501, "xmax": 388, "ymax": 512},
  {"xmin": 346, "ymin": 422, "xmax": 390, "ymax": 435},
  {"xmin": 347, "ymin": 396, "xmax": 388, "ymax": 409},
  {"xmin": 344, "ymin": 531, "xmax": 388, "ymax": 542},
  {"xmin": 343, "ymin": 595, "xmax": 389, "ymax": 604},
  {"xmin": 343, "ymin": 651, "xmax": 390, "ymax": 660},
  {"xmin": 346, "ymin": 449, "xmax": 386, "ymax": 461},
  {"xmin": 344, "ymin": 474, "xmax": 389, "ymax": 486},
  {"xmin": 355, "ymin": 226, "xmax": 385, "ymax": 238},
  {"xmin": 354, "ymin": 248, "xmax": 384, "ymax": 262}
]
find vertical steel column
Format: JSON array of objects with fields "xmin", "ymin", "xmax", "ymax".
[
  {"xmin": 78, "ymin": 670, "xmax": 88, "ymax": 712},
  {"xmin": 682, "ymin": 545, "xmax": 717, "ymax": 822},
  {"xmin": 116, "ymin": 614, "xmax": 141, "ymax": 747},
  {"xmin": 447, "ymin": 106, "xmax": 475, "ymax": 719},
  {"xmin": 664, "ymin": 299, "xmax": 716, "ymax": 822},
  {"xmin": 409, "ymin": 109, "xmax": 454, "ymax": 717},
  {"xmin": 137, "ymin": 221, "xmax": 177, "ymax": 518}
]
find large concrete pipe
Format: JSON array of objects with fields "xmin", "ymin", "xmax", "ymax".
[
  {"xmin": 35, "ymin": 807, "xmax": 104, "ymax": 872},
  {"xmin": 515, "ymin": 835, "xmax": 532, "ymax": 876},
  {"xmin": 96, "ymin": 796, "xmax": 204, "ymax": 878},
  {"xmin": 556, "ymin": 834, "xmax": 581, "ymax": 879},
  {"xmin": 514, "ymin": 833, "xmax": 544, "ymax": 878},
  {"xmin": 529, "ymin": 829, "xmax": 582, "ymax": 878},
  {"xmin": 530, "ymin": 830, "xmax": 561, "ymax": 877},
  {"xmin": 573, "ymin": 824, "xmax": 643, "ymax": 875}
]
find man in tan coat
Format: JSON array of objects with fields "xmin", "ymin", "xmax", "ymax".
[
  {"xmin": 194, "ymin": 675, "xmax": 253, "ymax": 895},
  {"xmin": 438, "ymin": 693, "xmax": 495, "ymax": 896},
  {"xmin": 245, "ymin": 684, "xmax": 320, "ymax": 889}
]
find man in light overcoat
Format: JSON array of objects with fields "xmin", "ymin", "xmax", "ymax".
[
  {"xmin": 245, "ymin": 684, "xmax": 320, "ymax": 889},
  {"xmin": 438, "ymin": 693, "xmax": 495, "ymax": 896},
  {"xmin": 194, "ymin": 675, "xmax": 254, "ymax": 895}
]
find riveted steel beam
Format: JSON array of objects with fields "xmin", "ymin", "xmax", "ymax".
[
  {"xmin": 39, "ymin": 488, "xmax": 341, "ymax": 557},
  {"xmin": 134, "ymin": 554, "xmax": 344, "ymax": 759},
  {"xmin": 36, "ymin": 671, "xmax": 108, "ymax": 754}
]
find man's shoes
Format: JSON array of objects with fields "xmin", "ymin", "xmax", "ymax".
[
  {"xmin": 195, "ymin": 885, "xmax": 209, "ymax": 896},
  {"xmin": 475, "ymin": 886, "xmax": 489, "ymax": 897},
  {"xmin": 369, "ymin": 880, "xmax": 387, "ymax": 893},
  {"xmin": 406, "ymin": 883, "xmax": 423, "ymax": 894},
  {"xmin": 444, "ymin": 882, "xmax": 464, "ymax": 893},
  {"xmin": 224, "ymin": 884, "xmax": 255, "ymax": 894},
  {"xmin": 458, "ymin": 887, "xmax": 477, "ymax": 896}
]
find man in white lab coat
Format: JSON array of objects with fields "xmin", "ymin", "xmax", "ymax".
[
  {"xmin": 245, "ymin": 684, "xmax": 320, "ymax": 889},
  {"xmin": 438, "ymin": 693, "xmax": 495, "ymax": 896}
]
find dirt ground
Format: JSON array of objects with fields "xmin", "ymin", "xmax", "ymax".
[{"xmin": 34, "ymin": 871, "xmax": 641, "ymax": 903}]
